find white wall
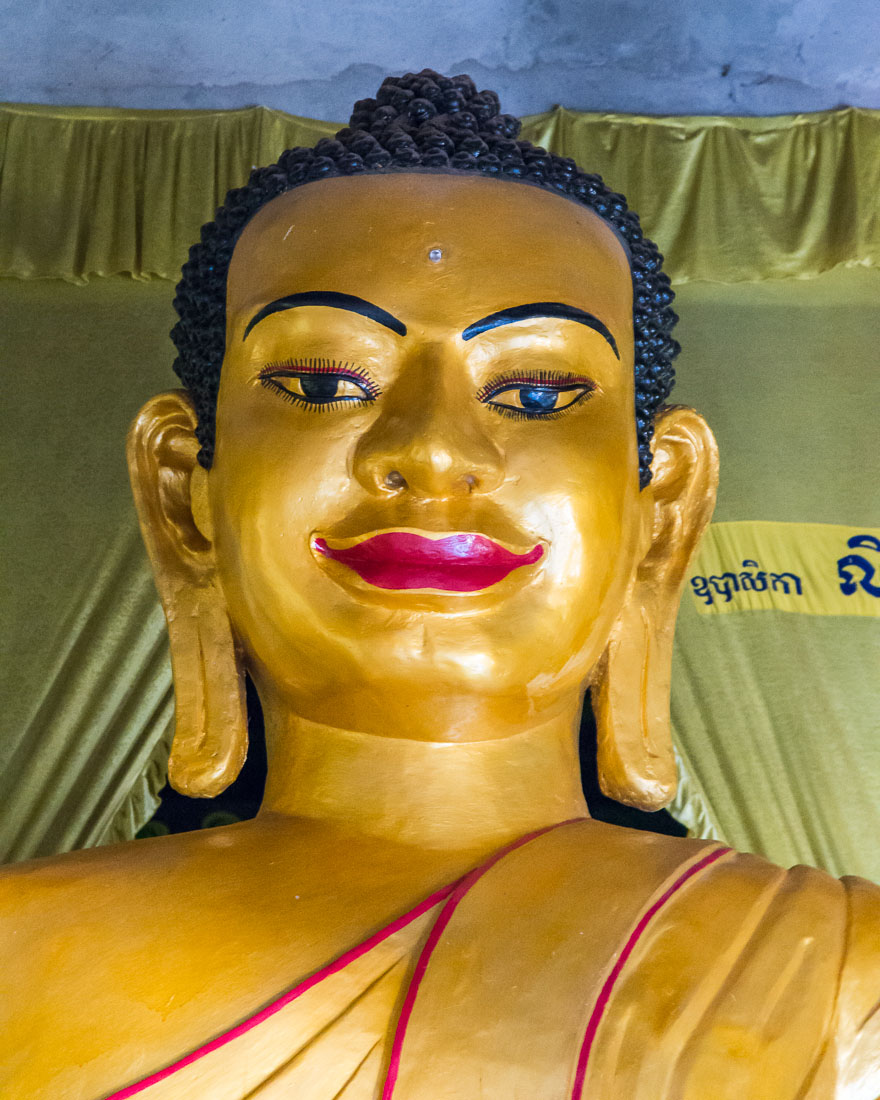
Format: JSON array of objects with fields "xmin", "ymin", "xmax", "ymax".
[{"xmin": 1, "ymin": 0, "xmax": 878, "ymax": 118}]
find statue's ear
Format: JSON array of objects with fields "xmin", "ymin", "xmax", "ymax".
[
  {"xmin": 593, "ymin": 406, "xmax": 719, "ymax": 810},
  {"xmin": 127, "ymin": 390, "xmax": 247, "ymax": 798}
]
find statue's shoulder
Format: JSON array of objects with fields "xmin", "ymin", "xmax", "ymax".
[
  {"xmin": 0, "ymin": 825, "xmax": 213, "ymax": 922},
  {"xmin": 0, "ymin": 831, "xmax": 194, "ymax": 995},
  {"xmin": 2, "ymin": 833, "xmax": 145, "ymax": 929},
  {"xmin": 483, "ymin": 817, "xmax": 870, "ymax": 1013},
  {"xmin": 533, "ymin": 817, "xmax": 880, "ymax": 950},
  {"xmin": 0, "ymin": 823, "xmax": 278, "ymax": 1096},
  {"xmin": 840, "ymin": 871, "xmax": 880, "ymax": 978},
  {"xmin": 534, "ymin": 816, "xmax": 877, "ymax": 909},
  {"xmin": 521, "ymin": 820, "xmax": 880, "ymax": 1094},
  {"xmin": 0, "ymin": 834, "xmax": 170, "ymax": 1087},
  {"xmin": 834, "ymin": 874, "xmax": 880, "ymax": 1092},
  {"xmin": 508, "ymin": 815, "xmax": 728, "ymax": 896},
  {"xmin": 418, "ymin": 820, "xmax": 877, "ymax": 1096},
  {"xmin": 0, "ymin": 826, "xmax": 257, "ymax": 1022}
]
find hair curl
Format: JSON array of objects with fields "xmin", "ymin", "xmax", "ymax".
[{"xmin": 171, "ymin": 70, "xmax": 679, "ymax": 486}]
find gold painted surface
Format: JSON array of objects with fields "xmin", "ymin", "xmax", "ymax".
[
  {"xmin": 0, "ymin": 820, "xmax": 487, "ymax": 1097},
  {"xmin": 396, "ymin": 821, "xmax": 857, "ymax": 1100},
  {"xmin": 392, "ymin": 820, "xmax": 724, "ymax": 1098},
  {"xmin": 0, "ymin": 169, "xmax": 878, "ymax": 1099},
  {"xmin": 585, "ymin": 859, "xmax": 845, "ymax": 1099},
  {"xmin": 119, "ymin": 909, "xmax": 436, "ymax": 1100}
]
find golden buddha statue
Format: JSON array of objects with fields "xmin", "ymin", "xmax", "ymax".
[{"xmin": 1, "ymin": 71, "xmax": 878, "ymax": 1100}]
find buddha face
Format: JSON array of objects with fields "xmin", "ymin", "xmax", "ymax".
[{"xmin": 198, "ymin": 173, "xmax": 650, "ymax": 739}]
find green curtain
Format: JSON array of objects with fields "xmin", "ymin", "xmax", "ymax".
[
  {"xmin": 2, "ymin": 103, "xmax": 876, "ymax": 284},
  {"xmin": 1, "ymin": 103, "xmax": 877, "ymax": 873},
  {"xmin": 668, "ymin": 268, "xmax": 880, "ymax": 879},
  {"xmin": 0, "ymin": 279, "xmax": 178, "ymax": 857}
]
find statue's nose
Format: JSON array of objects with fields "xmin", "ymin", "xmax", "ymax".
[{"xmin": 352, "ymin": 370, "xmax": 504, "ymax": 499}]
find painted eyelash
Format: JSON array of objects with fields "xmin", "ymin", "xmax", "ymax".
[
  {"xmin": 262, "ymin": 387, "xmax": 353, "ymax": 413},
  {"xmin": 488, "ymin": 405, "xmax": 573, "ymax": 423},
  {"xmin": 258, "ymin": 357, "xmax": 381, "ymax": 412},
  {"xmin": 475, "ymin": 368, "xmax": 596, "ymax": 403},
  {"xmin": 258, "ymin": 357, "xmax": 380, "ymax": 395}
]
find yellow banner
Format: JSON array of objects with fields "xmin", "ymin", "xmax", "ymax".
[{"xmin": 687, "ymin": 522, "xmax": 880, "ymax": 617}]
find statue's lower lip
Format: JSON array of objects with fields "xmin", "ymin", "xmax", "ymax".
[{"xmin": 313, "ymin": 532, "xmax": 544, "ymax": 592}]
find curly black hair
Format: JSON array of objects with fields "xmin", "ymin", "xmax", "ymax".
[{"xmin": 171, "ymin": 70, "xmax": 679, "ymax": 486}]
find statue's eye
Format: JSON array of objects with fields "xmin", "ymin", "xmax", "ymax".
[
  {"xmin": 479, "ymin": 377, "xmax": 595, "ymax": 419},
  {"xmin": 259, "ymin": 365, "xmax": 379, "ymax": 409}
]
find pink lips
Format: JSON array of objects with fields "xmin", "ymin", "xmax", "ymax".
[{"xmin": 314, "ymin": 532, "xmax": 544, "ymax": 592}]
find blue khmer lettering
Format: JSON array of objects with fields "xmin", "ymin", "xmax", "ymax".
[
  {"xmin": 690, "ymin": 560, "xmax": 803, "ymax": 607},
  {"xmin": 837, "ymin": 535, "xmax": 880, "ymax": 597}
]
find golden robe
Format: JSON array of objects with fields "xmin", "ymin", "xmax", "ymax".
[{"xmin": 105, "ymin": 820, "xmax": 880, "ymax": 1100}]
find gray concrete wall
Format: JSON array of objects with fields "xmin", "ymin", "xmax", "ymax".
[{"xmin": 2, "ymin": 0, "xmax": 878, "ymax": 118}]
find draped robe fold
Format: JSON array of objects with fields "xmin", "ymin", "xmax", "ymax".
[{"xmin": 105, "ymin": 820, "xmax": 880, "ymax": 1100}]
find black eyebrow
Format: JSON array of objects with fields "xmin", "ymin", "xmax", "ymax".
[
  {"xmin": 243, "ymin": 291, "xmax": 407, "ymax": 341},
  {"xmin": 461, "ymin": 302, "xmax": 619, "ymax": 359}
]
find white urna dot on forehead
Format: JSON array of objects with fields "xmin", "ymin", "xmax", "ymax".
[{"xmin": 428, "ymin": 248, "xmax": 443, "ymax": 263}]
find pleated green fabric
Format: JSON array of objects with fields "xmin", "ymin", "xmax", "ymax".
[
  {"xmin": 0, "ymin": 278, "xmax": 178, "ymax": 859},
  {"xmin": 0, "ymin": 102, "xmax": 877, "ymax": 872},
  {"xmin": 542, "ymin": 107, "xmax": 880, "ymax": 282},
  {"xmin": 2, "ymin": 103, "xmax": 877, "ymax": 283},
  {"xmin": 670, "ymin": 268, "xmax": 880, "ymax": 879},
  {"xmin": 0, "ymin": 104, "xmax": 336, "ymax": 282}
]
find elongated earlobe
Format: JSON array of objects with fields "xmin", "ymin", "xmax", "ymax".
[
  {"xmin": 593, "ymin": 405, "xmax": 719, "ymax": 810},
  {"xmin": 127, "ymin": 390, "xmax": 248, "ymax": 798},
  {"xmin": 162, "ymin": 578, "xmax": 248, "ymax": 798},
  {"xmin": 592, "ymin": 600, "xmax": 677, "ymax": 810}
]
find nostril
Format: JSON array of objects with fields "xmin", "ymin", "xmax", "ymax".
[
  {"xmin": 462, "ymin": 474, "xmax": 478, "ymax": 494},
  {"xmin": 384, "ymin": 470, "xmax": 408, "ymax": 491}
]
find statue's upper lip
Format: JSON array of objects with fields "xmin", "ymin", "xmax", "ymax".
[{"xmin": 312, "ymin": 530, "xmax": 544, "ymax": 592}]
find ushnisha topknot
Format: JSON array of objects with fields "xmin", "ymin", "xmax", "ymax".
[{"xmin": 171, "ymin": 69, "xmax": 679, "ymax": 486}]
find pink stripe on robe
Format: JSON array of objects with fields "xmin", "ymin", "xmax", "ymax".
[
  {"xmin": 569, "ymin": 845, "xmax": 731, "ymax": 1100},
  {"xmin": 106, "ymin": 819, "xmax": 585, "ymax": 1099}
]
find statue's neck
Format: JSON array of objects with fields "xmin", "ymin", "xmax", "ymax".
[{"xmin": 258, "ymin": 703, "xmax": 589, "ymax": 851}]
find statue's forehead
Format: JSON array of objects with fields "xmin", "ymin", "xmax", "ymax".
[{"xmin": 226, "ymin": 173, "xmax": 633, "ymax": 337}]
